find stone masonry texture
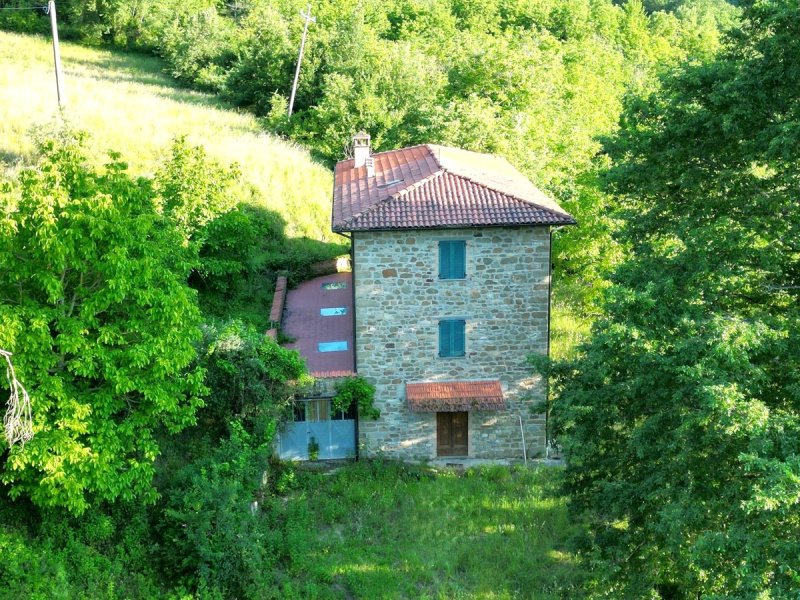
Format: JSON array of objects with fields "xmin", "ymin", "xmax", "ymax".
[{"xmin": 353, "ymin": 226, "xmax": 550, "ymax": 460}]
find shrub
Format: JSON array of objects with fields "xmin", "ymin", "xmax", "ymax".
[
  {"xmin": 199, "ymin": 320, "xmax": 309, "ymax": 439},
  {"xmin": 332, "ymin": 376, "xmax": 379, "ymax": 420},
  {"xmin": 156, "ymin": 421, "xmax": 284, "ymax": 597}
]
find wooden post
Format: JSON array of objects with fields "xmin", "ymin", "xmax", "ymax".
[
  {"xmin": 287, "ymin": 3, "xmax": 315, "ymax": 118},
  {"xmin": 48, "ymin": 0, "xmax": 65, "ymax": 109}
]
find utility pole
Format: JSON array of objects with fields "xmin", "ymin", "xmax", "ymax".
[
  {"xmin": 287, "ymin": 3, "xmax": 315, "ymax": 119},
  {"xmin": 48, "ymin": 0, "xmax": 65, "ymax": 109}
]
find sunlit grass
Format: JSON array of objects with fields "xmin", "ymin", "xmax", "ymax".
[
  {"xmin": 275, "ymin": 461, "xmax": 588, "ymax": 599},
  {"xmin": 0, "ymin": 30, "xmax": 333, "ymax": 239}
]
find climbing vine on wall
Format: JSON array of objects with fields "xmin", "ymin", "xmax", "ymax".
[{"xmin": 332, "ymin": 376, "xmax": 379, "ymax": 420}]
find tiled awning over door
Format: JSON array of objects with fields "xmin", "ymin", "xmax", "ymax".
[{"xmin": 406, "ymin": 380, "xmax": 505, "ymax": 412}]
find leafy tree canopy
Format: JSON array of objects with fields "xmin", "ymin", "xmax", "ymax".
[
  {"xmin": 543, "ymin": 1, "xmax": 800, "ymax": 596},
  {"xmin": 0, "ymin": 130, "xmax": 242, "ymax": 513}
]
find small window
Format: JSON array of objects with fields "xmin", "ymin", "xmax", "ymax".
[
  {"xmin": 318, "ymin": 341, "xmax": 348, "ymax": 352},
  {"xmin": 439, "ymin": 240, "xmax": 466, "ymax": 279},
  {"xmin": 439, "ymin": 319, "xmax": 466, "ymax": 357},
  {"xmin": 320, "ymin": 307, "xmax": 348, "ymax": 316},
  {"xmin": 322, "ymin": 281, "xmax": 347, "ymax": 290},
  {"xmin": 304, "ymin": 399, "xmax": 331, "ymax": 422}
]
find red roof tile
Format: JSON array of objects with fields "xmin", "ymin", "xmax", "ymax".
[
  {"xmin": 282, "ymin": 272, "xmax": 355, "ymax": 378},
  {"xmin": 406, "ymin": 380, "xmax": 505, "ymax": 412},
  {"xmin": 333, "ymin": 144, "xmax": 574, "ymax": 232}
]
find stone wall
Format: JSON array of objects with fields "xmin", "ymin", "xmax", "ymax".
[{"xmin": 353, "ymin": 226, "xmax": 550, "ymax": 460}]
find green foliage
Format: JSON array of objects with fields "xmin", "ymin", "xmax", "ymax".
[
  {"xmin": 332, "ymin": 375, "xmax": 379, "ymax": 420},
  {"xmin": 159, "ymin": 5, "xmax": 238, "ymax": 90},
  {"xmin": 306, "ymin": 436, "xmax": 319, "ymax": 461},
  {"xmin": 199, "ymin": 320, "xmax": 309, "ymax": 438},
  {"xmin": 157, "ymin": 421, "xmax": 285, "ymax": 598},
  {"xmin": 153, "ymin": 136, "xmax": 240, "ymax": 245},
  {"xmin": 0, "ymin": 129, "xmax": 206, "ymax": 514},
  {"xmin": 193, "ymin": 204, "xmax": 347, "ymax": 328},
  {"xmin": 544, "ymin": 1, "xmax": 800, "ymax": 596},
  {"xmin": 0, "ymin": 5, "xmax": 49, "ymax": 35},
  {"xmin": 0, "ymin": 499, "xmax": 163, "ymax": 598}
]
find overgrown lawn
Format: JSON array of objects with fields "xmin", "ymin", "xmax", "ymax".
[{"xmin": 275, "ymin": 461, "xmax": 587, "ymax": 599}]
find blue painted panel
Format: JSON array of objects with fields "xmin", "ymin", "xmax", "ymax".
[{"xmin": 277, "ymin": 420, "xmax": 356, "ymax": 460}]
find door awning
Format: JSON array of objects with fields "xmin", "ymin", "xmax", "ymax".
[{"xmin": 406, "ymin": 380, "xmax": 505, "ymax": 412}]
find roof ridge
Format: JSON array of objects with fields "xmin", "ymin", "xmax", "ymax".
[
  {"xmin": 355, "ymin": 143, "xmax": 430, "ymax": 162},
  {"xmin": 442, "ymin": 169, "xmax": 573, "ymax": 219},
  {"xmin": 423, "ymin": 143, "xmax": 444, "ymax": 170},
  {"xmin": 390, "ymin": 168, "xmax": 445, "ymax": 200}
]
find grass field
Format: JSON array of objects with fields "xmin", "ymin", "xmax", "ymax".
[
  {"xmin": 0, "ymin": 30, "xmax": 333, "ymax": 239},
  {"xmin": 274, "ymin": 461, "xmax": 587, "ymax": 599}
]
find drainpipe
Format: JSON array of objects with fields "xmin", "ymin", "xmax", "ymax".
[
  {"xmin": 350, "ymin": 232, "xmax": 359, "ymax": 460},
  {"xmin": 545, "ymin": 225, "xmax": 565, "ymax": 456}
]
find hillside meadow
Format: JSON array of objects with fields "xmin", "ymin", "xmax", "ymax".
[{"xmin": 0, "ymin": 30, "xmax": 333, "ymax": 240}]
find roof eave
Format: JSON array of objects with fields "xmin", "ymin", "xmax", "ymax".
[{"xmin": 333, "ymin": 217, "xmax": 576, "ymax": 233}]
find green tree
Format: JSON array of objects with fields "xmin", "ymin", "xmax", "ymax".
[
  {"xmin": 199, "ymin": 320, "xmax": 308, "ymax": 438},
  {"xmin": 543, "ymin": 1, "xmax": 799, "ymax": 596},
  {"xmin": 0, "ymin": 131, "xmax": 208, "ymax": 514}
]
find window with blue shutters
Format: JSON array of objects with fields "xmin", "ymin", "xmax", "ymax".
[
  {"xmin": 439, "ymin": 319, "xmax": 466, "ymax": 357},
  {"xmin": 439, "ymin": 240, "xmax": 466, "ymax": 279}
]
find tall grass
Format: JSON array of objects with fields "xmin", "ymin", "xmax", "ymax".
[
  {"xmin": 275, "ymin": 461, "xmax": 588, "ymax": 599},
  {"xmin": 0, "ymin": 30, "xmax": 334, "ymax": 239}
]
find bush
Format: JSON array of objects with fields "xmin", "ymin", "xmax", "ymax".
[
  {"xmin": 332, "ymin": 376, "xmax": 379, "ymax": 420},
  {"xmin": 156, "ymin": 421, "xmax": 284, "ymax": 597},
  {"xmin": 199, "ymin": 320, "xmax": 309, "ymax": 439},
  {"xmin": 0, "ymin": 496, "xmax": 162, "ymax": 598}
]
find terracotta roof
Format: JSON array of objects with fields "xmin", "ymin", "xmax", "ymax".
[
  {"xmin": 332, "ymin": 144, "xmax": 574, "ymax": 232},
  {"xmin": 282, "ymin": 272, "xmax": 355, "ymax": 378},
  {"xmin": 406, "ymin": 380, "xmax": 505, "ymax": 412}
]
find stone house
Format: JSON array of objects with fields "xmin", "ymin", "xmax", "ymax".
[{"xmin": 326, "ymin": 133, "xmax": 575, "ymax": 460}]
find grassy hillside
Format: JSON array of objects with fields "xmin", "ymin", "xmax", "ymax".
[{"xmin": 0, "ymin": 30, "xmax": 333, "ymax": 240}]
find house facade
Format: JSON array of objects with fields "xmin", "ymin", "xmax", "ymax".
[{"xmin": 331, "ymin": 133, "xmax": 574, "ymax": 460}]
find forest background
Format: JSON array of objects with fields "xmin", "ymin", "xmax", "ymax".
[{"xmin": 2, "ymin": 0, "xmax": 797, "ymax": 598}]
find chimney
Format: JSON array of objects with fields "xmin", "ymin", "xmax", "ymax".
[
  {"xmin": 365, "ymin": 156, "xmax": 375, "ymax": 178},
  {"xmin": 353, "ymin": 131, "xmax": 371, "ymax": 168}
]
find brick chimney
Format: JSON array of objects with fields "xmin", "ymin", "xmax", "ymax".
[{"xmin": 353, "ymin": 131, "xmax": 371, "ymax": 168}]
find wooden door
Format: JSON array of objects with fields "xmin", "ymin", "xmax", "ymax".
[{"xmin": 436, "ymin": 412, "xmax": 468, "ymax": 456}]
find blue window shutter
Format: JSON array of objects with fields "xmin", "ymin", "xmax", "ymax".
[
  {"xmin": 439, "ymin": 241, "xmax": 449, "ymax": 279},
  {"xmin": 454, "ymin": 320, "xmax": 465, "ymax": 355},
  {"xmin": 454, "ymin": 241, "xmax": 466, "ymax": 278},
  {"xmin": 439, "ymin": 320, "xmax": 450, "ymax": 356},
  {"xmin": 439, "ymin": 319, "xmax": 465, "ymax": 357},
  {"xmin": 439, "ymin": 240, "xmax": 466, "ymax": 279}
]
